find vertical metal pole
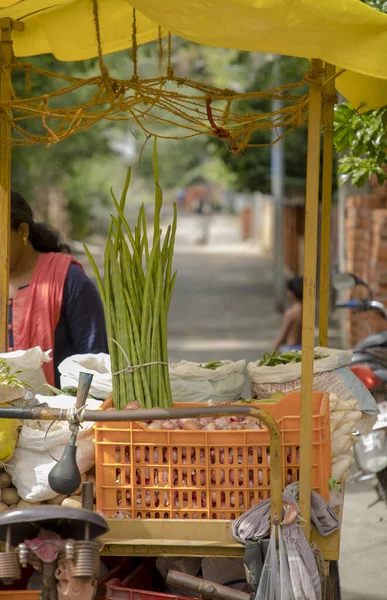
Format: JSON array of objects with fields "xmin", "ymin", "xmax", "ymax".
[
  {"xmin": 318, "ymin": 63, "xmax": 335, "ymax": 347},
  {"xmin": 299, "ymin": 59, "xmax": 323, "ymax": 541},
  {"xmin": 0, "ymin": 20, "xmax": 12, "ymax": 353},
  {"xmin": 271, "ymin": 55, "xmax": 285, "ymax": 312}
]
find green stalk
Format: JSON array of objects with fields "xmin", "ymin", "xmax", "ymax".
[
  {"xmin": 109, "ymin": 239, "xmax": 144, "ymax": 407},
  {"xmin": 124, "ymin": 289, "xmax": 152, "ymax": 409}
]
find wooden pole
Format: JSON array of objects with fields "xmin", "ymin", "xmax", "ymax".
[
  {"xmin": 318, "ymin": 63, "xmax": 336, "ymax": 347},
  {"xmin": 0, "ymin": 19, "xmax": 12, "ymax": 352},
  {"xmin": 0, "ymin": 18, "xmax": 23, "ymax": 352},
  {"xmin": 299, "ymin": 59, "xmax": 323, "ymax": 540}
]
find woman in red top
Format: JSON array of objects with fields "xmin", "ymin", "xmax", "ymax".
[{"xmin": 9, "ymin": 191, "xmax": 108, "ymax": 387}]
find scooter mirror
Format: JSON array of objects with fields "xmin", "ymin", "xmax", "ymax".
[{"xmin": 332, "ymin": 272, "xmax": 358, "ymax": 291}]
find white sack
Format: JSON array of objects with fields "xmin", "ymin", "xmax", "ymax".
[
  {"xmin": 247, "ymin": 347, "xmax": 378, "ymax": 428},
  {"xmin": 169, "ymin": 360, "xmax": 246, "ymax": 403},
  {"xmin": 0, "ymin": 347, "xmax": 51, "ymax": 398}
]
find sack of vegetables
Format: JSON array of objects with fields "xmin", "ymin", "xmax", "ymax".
[
  {"xmin": 169, "ymin": 359, "xmax": 246, "ymax": 403},
  {"xmin": 247, "ymin": 347, "xmax": 378, "ymax": 431}
]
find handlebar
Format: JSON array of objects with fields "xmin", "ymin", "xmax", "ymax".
[
  {"xmin": 336, "ymin": 300, "xmax": 360, "ymax": 308},
  {"xmin": 335, "ymin": 299, "xmax": 387, "ymax": 319}
]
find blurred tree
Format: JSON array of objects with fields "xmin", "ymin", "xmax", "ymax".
[{"xmin": 211, "ymin": 55, "xmax": 316, "ymax": 197}]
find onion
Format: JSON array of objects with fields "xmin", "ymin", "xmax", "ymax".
[
  {"xmin": 180, "ymin": 419, "xmax": 201, "ymax": 431},
  {"xmin": 258, "ymin": 470, "xmax": 263, "ymax": 485},
  {"xmin": 0, "ymin": 502, "xmax": 8, "ymax": 512},
  {"xmin": 147, "ymin": 421, "xmax": 162, "ymax": 430},
  {"xmin": 124, "ymin": 400, "xmax": 141, "ymax": 410},
  {"xmin": 203, "ymin": 423, "xmax": 216, "ymax": 431}
]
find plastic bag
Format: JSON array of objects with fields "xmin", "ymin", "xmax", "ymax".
[
  {"xmin": 278, "ymin": 527, "xmax": 295, "ymax": 600},
  {"xmin": 59, "ymin": 353, "xmax": 112, "ymax": 399},
  {"xmin": 255, "ymin": 526, "xmax": 280, "ymax": 600},
  {"xmin": 169, "ymin": 360, "xmax": 246, "ymax": 403},
  {"xmin": 255, "ymin": 526, "xmax": 295, "ymax": 600}
]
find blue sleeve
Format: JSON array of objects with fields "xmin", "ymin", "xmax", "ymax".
[{"xmin": 62, "ymin": 264, "xmax": 108, "ymax": 355}]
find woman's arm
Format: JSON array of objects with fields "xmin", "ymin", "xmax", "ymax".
[{"xmin": 62, "ymin": 264, "xmax": 108, "ymax": 355}]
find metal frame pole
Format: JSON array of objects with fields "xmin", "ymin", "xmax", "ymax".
[
  {"xmin": 0, "ymin": 19, "xmax": 12, "ymax": 352},
  {"xmin": 318, "ymin": 63, "xmax": 336, "ymax": 347},
  {"xmin": 299, "ymin": 59, "xmax": 324, "ymax": 540},
  {"xmin": 0, "ymin": 18, "xmax": 23, "ymax": 352}
]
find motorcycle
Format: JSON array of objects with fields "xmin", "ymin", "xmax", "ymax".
[{"xmin": 333, "ymin": 272, "xmax": 387, "ymax": 505}]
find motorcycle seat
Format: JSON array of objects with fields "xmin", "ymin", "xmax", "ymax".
[
  {"xmin": 0, "ymin": 506, "xmax": 108, "ymax": 547},
  {"xmin": 353, "ymin": 330, "xmax": 387, "ymax": 352}
]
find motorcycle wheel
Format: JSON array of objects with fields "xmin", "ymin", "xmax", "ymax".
[
  {"xmin": 326, "ymin": 560, "xmax": 341, "ymax": 600},
  {"xmin": 376, "ymin": 467, "xmax": 387, "ymax": 505}
]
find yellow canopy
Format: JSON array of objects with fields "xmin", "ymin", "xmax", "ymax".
[{"xmin": 1, "ymin": 0, "xmax": 387, "ymax": 109}]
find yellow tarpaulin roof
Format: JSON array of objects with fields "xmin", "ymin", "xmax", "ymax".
[{"xmin": 1, "ymin": 0, "xmax": 387, "ymax": 109}]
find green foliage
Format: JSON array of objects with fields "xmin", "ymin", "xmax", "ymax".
[
  {"xmin": 362, "ymin": 0, "xmax": 387, "ymax": 10},
  {"xmin": 334, "ymin": 103, "xmax": 387, "ymax": 188},
  {"xmin": 0, "ymin": 359, "xmax": 25, "ymax": 388}
]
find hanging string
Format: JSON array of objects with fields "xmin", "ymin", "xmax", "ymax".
[
  {"xmin": 167, "ymin": 32, "xmax": 174, "ymax": 78},
  {"xmin": 91, "ymin": 0, "xmax": 110, "ymax": 86},
  {"xmin": 158, "ymin": 26, "xmax": 163, "ymax": 70},
  {"xmin": 132, "ymin": 8, "xmax": 139, "ymax": 81}
]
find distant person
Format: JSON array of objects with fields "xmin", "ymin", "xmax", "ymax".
[
  {"xmin": 273, "ymin": 276, "xmax": 303, "ymax": 352},
  {"xmin": 9, "ymin": 191, "xmax": 108, "ymax": 388}
]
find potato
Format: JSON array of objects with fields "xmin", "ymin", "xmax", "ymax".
[
  {"xmin": 8, "ymin": 504, "xmax": 18, "ymax": 509},
  {"xmin": 62, "ymin": 496, "xmax": 82, "ymax": 509},
  {"xmin": 0, "ymin": 472, "xmax": 12, "ymax": 489},
  {"xmin": 1, "ymin": 488, "xmax": 20, "ymax": 506},
  {"xmin": 0, "ymin": 502, "xmax": 8, "ymax": 512},
  {"xmin": 17, "ymin": 500, "xmax": 42, "ymax": 509},
  {"xmin": 46, "ymin": 494, "xmax": 67, "ymax": 505}
]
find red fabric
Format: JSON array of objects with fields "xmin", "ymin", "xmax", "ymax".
[{"xmin": 10, "ymin": 253, "xmax": 83, "ymax": 386}]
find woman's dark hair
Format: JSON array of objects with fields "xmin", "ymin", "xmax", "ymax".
[
  {"xmin": 11, "ymin": 191, "xmax": 71, "ymax": 254},
  {"xmin": 287, "ymin": 276, "xmax": 303, "ymax": 301}
]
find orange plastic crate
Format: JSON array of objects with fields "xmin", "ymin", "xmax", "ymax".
[
  {"xmin": 0, "ymin": 593, "xmax": 40, "ymax": 599},
  {"xmin": 95, "ymin": 391, "xmax": 331, "ymax": 519}
]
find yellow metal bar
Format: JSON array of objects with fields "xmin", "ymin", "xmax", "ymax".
[
  {"xmin": 318, "ymin": 63, "xmax": 336, "ymax": 347},
  {"xmin": 0, "ymin": 20, "xmax": 12, "ymax": 352},
  {"xmin": 99, "ymin": 518, "xmax": 341, "ymax": 560},
  {"xmin": 299, "ymin": 59, "xmax": 323, "ymax": 541}
]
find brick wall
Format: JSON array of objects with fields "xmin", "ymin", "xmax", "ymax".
[{"xmin": 345, "ymin": 182, "xmax": 387, "ymax": 346}]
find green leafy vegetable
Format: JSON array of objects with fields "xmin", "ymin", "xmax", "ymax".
[
  {"xmin": 0, "ymin": 359, "xmax": 27, "ymax": 388},
  {"xmin": 201, "ymin": 361, "xmax": 223, "ymax": 370},
  {"xmin": 258, "ymin": 351, "xmax": 327, "ymax": 367}
]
